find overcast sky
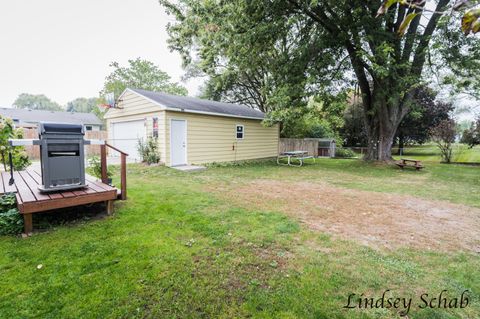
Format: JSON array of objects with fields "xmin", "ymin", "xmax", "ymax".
[{"xmin": 0, "ymin": 0, "xmax": 203, "ymax": 107}]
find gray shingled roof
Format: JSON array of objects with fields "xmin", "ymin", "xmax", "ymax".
[
  {"xmin": 0, "ymin": 108, "xmax": 102, "ymax": 126},
  {"xmin": 130, "ymin": 88, "xmax": 265, "ymax": 120}
]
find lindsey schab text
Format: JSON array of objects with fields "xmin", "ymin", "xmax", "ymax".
[{"xmin": 343, "ymin": 290, "xmax": 470, "ymax": 316}]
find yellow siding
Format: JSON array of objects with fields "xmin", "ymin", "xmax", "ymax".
[
  {"xmin": 105, "ymin": 91, "xmax": 167, "ymax": 163},
  {"xmin": 104, "ymin": 90, "xmax": 160, "ymax": 119},
  {"xmin": 165, "ymin": 111, "xmax": 279, "ymax": 166}
]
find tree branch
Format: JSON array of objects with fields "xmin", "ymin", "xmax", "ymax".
[
  {"xmin": 401, "ymin": 5, "xmax": 424, "ymax": 63},
  {"xmin": 411, "ymin": 0, "xmax": 451, "ymax": 77}
]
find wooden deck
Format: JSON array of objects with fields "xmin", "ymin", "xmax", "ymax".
[{"xmin": 0, "ymin": 167, "xmax": 119, "ymax": 235}]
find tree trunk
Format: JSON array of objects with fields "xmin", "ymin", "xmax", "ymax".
[
  {"xmin": 363, "ymin": 125, "xmax": 397, "ymax": 161},
  {"xmin": 362, "ymin": 91, "xmax": 405, "ymax": 162},
  {"xmin": 397, "ymin": 133, "xmax": 404, "ymax": 155}
]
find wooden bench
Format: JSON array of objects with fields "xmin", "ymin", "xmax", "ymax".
[{"xmin": 396, "ymin": 158, "xmax": 424, "ymax": 171}]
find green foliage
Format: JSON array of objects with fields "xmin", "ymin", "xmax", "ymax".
[
  {"xmin": 0, "ymin": 193, "xmax": 22, "ymax": 235},
  {"xmin": 398, "ymin": 13, "xmax": 419, "ymax": 36},
  {"xmin": 0, "ymin": 116, "xmax": 31, "ymax": 171},
  {"xmin": 433, "ymin": 6, "xmax": 480, "ymax": 100},
  {"xmin": 279, "ymin": 95, "xmax": 346, "ymax": 144},
  {"xmin": 341, "ymin": 100, "xmax": 368, "ymax": 147},
  {"xmin": 88, "ymin": 156, "xmax": 113, "ymax": 180},
  {"xmin": 0, "ymin": 193, "xmax": 16, "ymax": 207},
  {"xmin": 161, "ymin": 0, "xmax": 339, "ymax": 115},
  {"xmin": 161, "ymin": 0, "xmax": 478, "ymax": 161},
  {"xmin": 137, "ymin": 137, "xmax": 161, "ymax": 165},
  {"xmin": 377, "ymin": 0, "xmax": 480, "ymax": 35},
  {"xmin": 100, "ymin": 58, "xmax": 188, "ymax": 98},
  {"xmin": 66, "ymin": 97, "xmax": 98, "ymax": 113},
  {"xmin": 461, "ymin": 7, "xmax": 480, "ymax": 35},
  {"xmin": 13, "ymin": 93, "xmax": 63, "ymax": 111},
  {"xmin": 334, "ymin": 148, "xmax": 356, "ymax": 158},
  {"xmin": 461, "ymin": 116, "xmax": 480, "ymax": 148},
  {"xmin": 396, "ymin": 86, "xmax": 454, "ymax": 148},
  {"xmin": 430, "ymin": 119, "xmax": 457, "ymax": 163}
]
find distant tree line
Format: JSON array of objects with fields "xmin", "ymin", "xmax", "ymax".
[{"xmin": 12, "ymin": 58, "xmax": 187, "ymax": 122}]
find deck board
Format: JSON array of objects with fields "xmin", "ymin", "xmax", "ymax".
[
  {"xmin": 61, "ymin": 191, "xmax": 76, "ymax": 198},
  {"xmin": 12, "ymin": 172, "xmax": 37, "ymax": 203},
  {"xmin": 18, "ymin": 171, "xmax": 50, "ymax": 201},
  {"xmin": 85, "ymin": 182, "xmax": 104, "ymax": 192},
  {"xmin": 25, "ymin": 170, "xmax": 63, "ymax": 200},
  {"xmin": 26, "ymin": 170, "xmax": 42, "ymax": 185},
  {"xmin": 72, "ymin": 190, "xmax": 87, "ymax": 196},
  {"xmin": 85, "ymin": 175, "xmax": 116, "ymax": 192}
]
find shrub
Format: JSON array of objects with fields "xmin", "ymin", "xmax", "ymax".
[
  {"xmin": 461, "ymin": 116, "xmax": 480, "ymax": 148},
  {"xmin": 88, "ymin": 156, "xmax": 113, "ymax": 180},
  {"xmin": 137, "ymin": 137, "xmax": 160, "ymax": 164},
  {"xmin": 335, "ymin": 148, "xmax": 356, "ymax": 158},
  {"xmin": 0, "ymin": 193, "xmax": 23, "ymax": 235},
  {"xmin": 0, "ymin": 115, "xmax": 31, "ymax": 171},
  {"xmin": 430, "ymin": 119, "xmax": 456, "ymax": 163}
]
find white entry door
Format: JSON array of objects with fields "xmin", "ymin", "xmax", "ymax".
[
  {"xmin": 170, "ymin": 119, "xmax": 187, "ymax": 166},
  {"xmin": 111, "ymin": 120, "xmax": 145, "ymax": 160}
]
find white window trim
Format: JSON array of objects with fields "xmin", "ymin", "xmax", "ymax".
[{"xmin": 236, "ymin": 124, "xmax": 244, "ymax": 140}]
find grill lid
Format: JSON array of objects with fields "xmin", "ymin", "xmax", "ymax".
[{"xmin": 39, "ymin": 123, "xmax": 85, "ymax": 135}]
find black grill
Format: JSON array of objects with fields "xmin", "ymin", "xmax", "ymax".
[{"xmin": 38, "ymin": 123, "xmax": 87, "ymax": 192}]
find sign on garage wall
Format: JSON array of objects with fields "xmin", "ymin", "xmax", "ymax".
[{"xmin": 153, "ymin": 117, "xmax": 159, "ymax": 138}]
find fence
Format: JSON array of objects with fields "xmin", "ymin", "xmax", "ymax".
[
  {"xmin": 21, "ymin": 128, "xmax": 108, "ymax": 160},
  {"xmin": 279, "ymin": 138, "xmax": 338, "ymax": 157},
  {"xmin": 279, "ymin": 138, "xmax": 319, "ymax": 157}
]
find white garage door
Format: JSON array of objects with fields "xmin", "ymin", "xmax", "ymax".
[{"xmin": 111, "ymin": 120, "xmax": 145, "ymax": 160}]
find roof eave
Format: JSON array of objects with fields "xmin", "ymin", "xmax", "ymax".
[{"xmin": 164, "ymin": 107, "xmax": 264, "ymax": 120}]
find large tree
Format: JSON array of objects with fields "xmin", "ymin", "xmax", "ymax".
[
  {"xmin": 100, "ymin": 58, "xmax": 188, "ymax": 98},
  {"xmin": 161, "ymin": 0, "xmax": 479, "ymax": 161},
  {"xmin": 13, "ymin": 93, "xmax": 63, "ymax": 111}
]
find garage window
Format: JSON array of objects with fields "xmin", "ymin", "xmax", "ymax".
[{"xmin": 236, "ymin": 125, "xmax": 244, "ymax": 139}]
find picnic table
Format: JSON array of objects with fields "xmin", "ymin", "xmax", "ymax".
[
  {"xmin": 396, "ymin": 158, "xmax": 424, "ymax": 171},
  {"xmin": 277, "ymin": 151, "xmax": 315, "ymax": 167}
]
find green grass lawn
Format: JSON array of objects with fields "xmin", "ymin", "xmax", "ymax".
[
  {"xmin": 391, "ymin": 144, "xmax": 480, "ymax": 163},
  {"xmin": 0, "ymin": 160, "xmax": 479, "ymax": 318}
]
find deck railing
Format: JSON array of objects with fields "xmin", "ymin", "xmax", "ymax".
[{"xmin": 100, "ymin": 143, "xmax": 128, "ymax": 200}]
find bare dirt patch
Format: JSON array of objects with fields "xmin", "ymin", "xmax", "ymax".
[{"xmin": 209, "ymin": 179, "xmax": 480, "ymax": 253}]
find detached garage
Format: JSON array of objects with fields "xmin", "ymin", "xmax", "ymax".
[{"xmin": 105, "ymin": 88, "xmax": 279, "ymax": 166}]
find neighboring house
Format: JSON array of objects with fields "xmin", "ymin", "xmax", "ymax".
[
  {"xmin": 104, "ymin": 88, "xmax": 279, "ymax": 166},
  {"xmin": 0, "ymin": 108, "xmax": 103, "ymax": 131}
]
